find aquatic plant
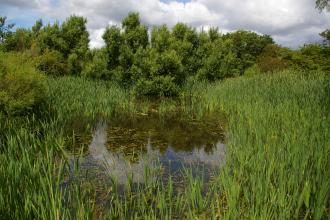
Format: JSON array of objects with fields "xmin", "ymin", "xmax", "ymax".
[{"xmin": 0, "ymin": 69, "xmax": 329, "ymax": 219}]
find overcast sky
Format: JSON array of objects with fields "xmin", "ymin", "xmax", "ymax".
[{"xmin": 0, "ymin": 0, "xmax": 329, "ymax": 48}]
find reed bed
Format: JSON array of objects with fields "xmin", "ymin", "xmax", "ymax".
[{"xmin": 0, "ymin": 70, "xmax": 329, "ymax": 219}]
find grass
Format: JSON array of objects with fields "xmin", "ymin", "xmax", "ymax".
[
  {"xmin": 0, "ymin": 70, "xmax": 329, "ymax": 219},
  {"xmin": 203, "ymin": 70, "xmax": 330, "ymax": 219}
]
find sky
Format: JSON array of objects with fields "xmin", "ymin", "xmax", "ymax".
[{"xmin": 0, "ymin": 0, "xmax": 329, "ymax": 48}]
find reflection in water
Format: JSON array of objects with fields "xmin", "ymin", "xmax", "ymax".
[
  {"xmin": 86, "ymin": 114, "xmax": 226, "ymax": 184},
  {"xmin": 88, "ymin": 122, "xmax": 159, "ymax": 183}
]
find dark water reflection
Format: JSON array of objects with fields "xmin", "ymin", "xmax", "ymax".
[{"xmin": 80, "ymin": 113, "xmax": 226, "ymax": 184}]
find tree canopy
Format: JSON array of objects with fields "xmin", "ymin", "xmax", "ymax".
[
  {"xmin": 0, "ymin": 12, "xmax": 328, "ymax": 96},
  {"xmin": 316, "ymin": 0, "xmax": 330, "ymax": 11}
]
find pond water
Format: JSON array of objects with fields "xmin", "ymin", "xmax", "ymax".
[{"xmin": 70, "ymin": 112, "xmax": 226, "ymax": 186}]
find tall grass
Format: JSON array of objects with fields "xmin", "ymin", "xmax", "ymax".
[
  {"xmin": 196, "ymin": 70, "xmax": 330, "ymax": 219},
  {"xmin": 0, "ymin": 116, "xmax": 96, "ymax": 219},
  {"xmin": 46, "ymin": 76, "xmax": 151, "ymax": 120},
  {"xmin": 1, "ymin": 70, "xmax": 329, "ymax": 219}
]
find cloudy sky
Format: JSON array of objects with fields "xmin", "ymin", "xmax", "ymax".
[{"xmin": 0, "ymin": 0, "xmax": 329, "ymax": 48}]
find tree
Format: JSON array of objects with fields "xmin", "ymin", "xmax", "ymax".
[
  {"xmin": 3, "ymin": 28, "xmax": 32, "ymax": 52},
  {"xmin": 256, "ymin": 44, "xmax": 292, "ymax": 73},
  {"xmin": 37, "ymin": 22, "xmax": 66, "ymax": 53},
  {"xmin": 0, "ymin": 52, "xmax": 47, "ymax": 115},
  {"xmin": 170, "ymin": 23, "xmax": 199, "ymax": 76},
  {"xmin": 316, "ymin": 0, "xmax": 330, "ymax": 11},
  {"xmin": 320, "ymin": 29, "xmax": 330, "ymax": 44},
  {"xmin": 316, "ymin": 1, "xmax": 330, "ymax": 43},
  {"xmin": 102, "ymin": 26, "xmax": 122, "ymax": 70},
  {"xmin": 82, "ymin": 48, "xmax": 110, "ymax": 79},
  {"xmin": 0, "ymin": 16, "xmax": 15, "ymax": 46},
  {"xmin": 32, "ymin": 19, "xmax": 43, "ymax": 35},
  {"xmin": 208, "ymin": 27, "xmax": 221, "ymax": 42},
  {"xmin": 320, "ymin": 29, "xmax": 330, "ymax": 41},
  {"xmin": 122, "ymin": 12, "xmax": 148, "ymax": 52},
  {"xmin": 151, "ymin": 25, "xmax": 171, "ymax": 53},
  {"xmin": 61, "ymin": 15, "xmax": 89, "ymax": 58}
]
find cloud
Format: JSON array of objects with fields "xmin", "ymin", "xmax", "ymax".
[{"xmin": 1, "ymin": 0, "xmax": 329, "ymax": 48}]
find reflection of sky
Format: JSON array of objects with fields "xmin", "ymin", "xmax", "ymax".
[{"xmin": 87, "ymin": 122, "xmax": 225, "ymax": 184}]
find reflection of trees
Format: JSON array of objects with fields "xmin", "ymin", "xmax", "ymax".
[
  {"xmin": 106, "ymin": 114, "xmax": 225, "ymax": 162},
  {"xmin": 64, "ymin": 114, "xmax": 96, "ymax": 154}
]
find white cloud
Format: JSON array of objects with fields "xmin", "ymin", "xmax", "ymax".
[
  {"xmin": 1, "ymin": 0, "xmax": 329, "ymax": 48},
  {"xmin": 89, "ymin": 28, "xmax": 105, "ymax": 48}
]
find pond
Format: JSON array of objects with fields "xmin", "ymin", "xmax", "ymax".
[{"xmin": 68, "ymin": 111, "xmax": 227, "ymax": 187}]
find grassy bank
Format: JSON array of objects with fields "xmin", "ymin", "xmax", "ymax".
[
  {"xmin": 0, "ymin": 70, "xmax": 329, "ymax": 219},
  {"xmin": 201, "ymin": 70, "xmax": 330, "ymax": 218}
]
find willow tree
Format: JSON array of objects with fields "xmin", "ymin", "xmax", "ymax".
[
  {"xmin": 316, "ymin": 0, "xmax": 330, "ymax": 11},
  {"xmin": 316, "ymin": 0, "xmax": 330, "ymax": 42},
  {"xmin": 0, "ymin": 16, "xmax": 14, "ymax": 49}
]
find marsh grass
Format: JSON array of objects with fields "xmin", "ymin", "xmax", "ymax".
[{"xmin": 1, "ymin": 70, "xmax": 329, "ymax": 219}]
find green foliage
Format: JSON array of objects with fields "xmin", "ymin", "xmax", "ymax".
[
  {"xmin": 31, "ymin": 16, "xmax": 89, "ymax": 75},
  {"xmin": 35, "ymin": 49, "xmax": 67, "ymax": 76},
  {"xmin": 316, "ymin": 0, "xmax": 330, "ymax": 11},
  {"xmin": 67, "ymin": 52, "xmax": 83, "ymax": 75},
  {"xmin": 103, "ymin": 26, "xmax": 122, "ymax": 69},
  {"xmin": 1, "ymin": 28, "xmax": 32, "ymax": 52},
  {"xmin": 244, "ymin": 64, "xmax": 262, "ymax": 77},
  {"xmin": 134, "ymin": 75, "xmax": 179, "ymax": 96},
  {"xmin": 61, "ymin": 15, "xmax": 89, "ymax": 58},
  {"xmin": 208, "ymin": 27, "xmax": 221, "ymax": 42},
  {"xmin": 3, "ymin": 12, "xmax": 330, "ymax": 97},
  {"xmin": 1, "ymin": 68, "xmax": 329, "ymax": 219},
  {"xmin": 0, "ymin": 52, "xmax": 47, "ymax": 114},
  {"xmin": 37, "ymin": 22, "xmax": 66, "ymax": 53},
  {"xmin": 197, "ymin": 38, "xmax": 240, "ymax": 80},
  {"xmin": 122, "ymin": 12, "xmax": 148, "ymax": 52},
  {"xmin": 292, "ymin": 44, "xmax": 330, "ymax": 73},
  {"xmin": 151, "ymin": 49, "xmax": 184, "ymax": 84},
  {"xmin": 320, "ymin": 29, "xmax": 330, "ymax": 41},
  {"xmin": 256, "ymin": 44, "xmax": 291, "ymax": 73},
  {"xmin": 0, "ymin": 16, "xmax": 15, "ymax": 47},
  {"xmin": 82, "ymin": 49, "xmax": 110, "ymax": 79},
  {"xmin": 170, "ymin": 23, "xmax": 199, "ymax": 75},
  {"xmin": 151, "ymin": 25, "xmax": 171, "ymax": 53},
  {"xmin": 197, "ymin": 30, "xmax": 273, "ymax": 80},
  {"xmin": 194, "ymin": 70, "xmax": 330, "ymax": 219},
  {"xmin": 101, "ymin": 13, "xmax": 277, "ymax": 95},
  {"xmin": 224, "ymin": 30, "xmax": 274, "ymax": 72},
  {"xmin": 31, "ymin": 19, "xmax": 43, "ymax": 35}
]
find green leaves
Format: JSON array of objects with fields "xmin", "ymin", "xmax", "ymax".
[{"xmin": 0, "ymin": 52, "xmax": 47, "ymax": 115}]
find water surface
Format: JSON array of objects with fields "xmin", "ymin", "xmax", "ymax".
[{"xmin": 78, "ymin": 113, "xmax": 226, "ymax": 184}]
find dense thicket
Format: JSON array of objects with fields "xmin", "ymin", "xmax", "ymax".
[
  {"xmin": 0, "ymin": 12, "xmax": 329, "ymax": 96},
  {"xmin": 0, "ymin": 52, "xmax": 46, "ymax": 115}
]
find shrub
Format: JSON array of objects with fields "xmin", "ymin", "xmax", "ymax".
[
  {"xmin": 256, "ymin": 44, "xmax": 291, "ymax": 73},
  {"xmin": 197, "ymin": 39, "xmax": 240, "ymax": 81},
  {"xmin": 292, "ymin": 44, "xmax": 330, "ymax": 73},
  {"xmin": 244, "ymin": 64, "xmax": 262, "ymax": 77},
  {"xmin": 0, "ymin": 52, "xmax": 47, "ymax": 115},
  {"xmin": 133, "ymin": 76, "xmax": 179, "ymax": 96},
  {"xmin": 82, "ymin": 49, "xmax": 110, "ymax": 79},
  {"xmin": 67, "ymin": 53, "xmax": 82, "ymax": 75},
  {"xmin": 35, "ymin": 49, "xmax": 67, "ymax": 76}
]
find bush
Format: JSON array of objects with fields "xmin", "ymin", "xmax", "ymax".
[
  {"xmin": 0, "ymin": 52, "xmax": 47, "ymax": 115},
  {"xmin": 35, "ymin": 49, "xmax": 67, "ymax": 76},
  {"xmin": 67, "ymin": 53, "xmax": 82, "ymax": 75},
  {"xmin": 133, "ymin": 76, "xmax": 179, "ymax": 96},
  {"xmin": 292, "ymin": 44, "xmax": 330, "ymax": 73},
  {"xmin": 256, "ymin": 44, "xmax": 291, "ymax": 73},
  {"xmin": 82, "ymin": 49, "xmax": 110, "ymax": 79},
  {"xmin": 244, "ymin": 64, "xmax": 262, "ymax": 77}
]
